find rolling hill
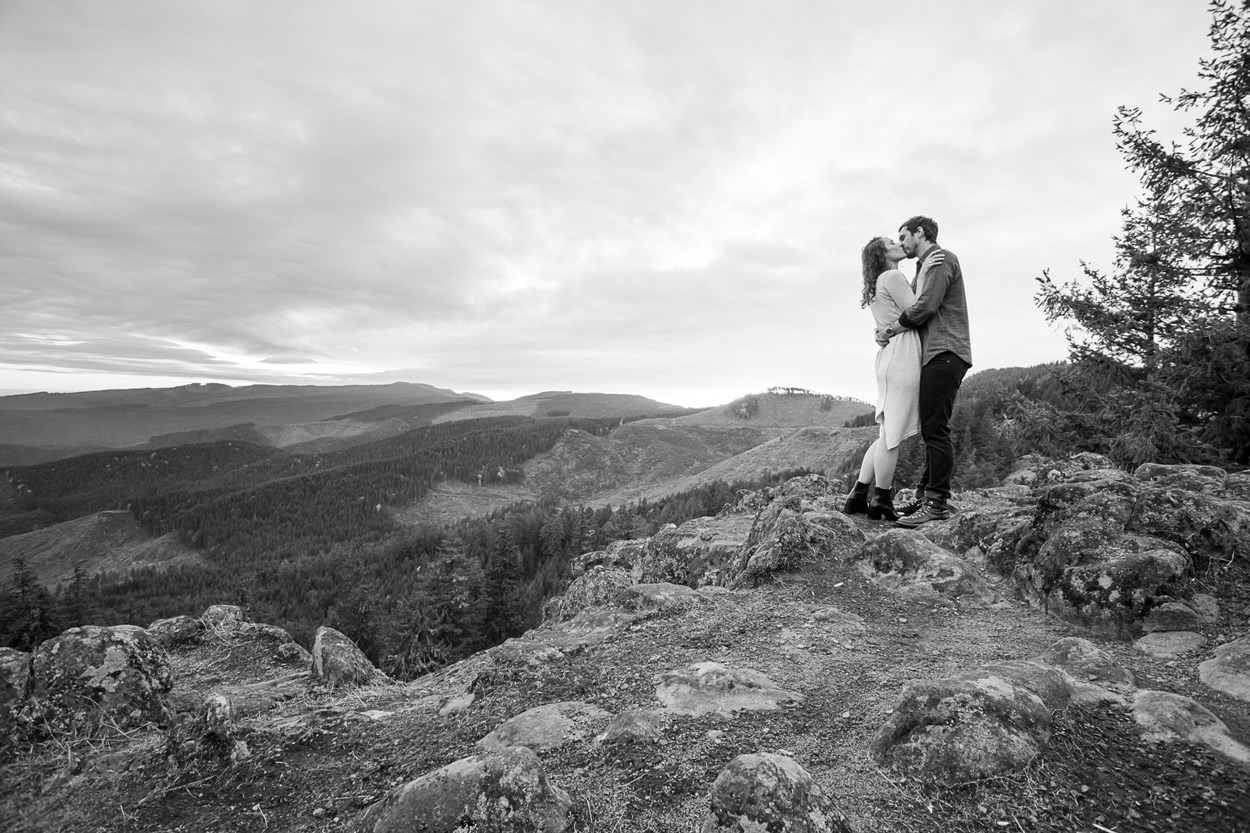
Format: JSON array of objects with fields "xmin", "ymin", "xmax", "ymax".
[{"xmin": 0, "ymin": 382, "xmax": 488, "ymax": 465}]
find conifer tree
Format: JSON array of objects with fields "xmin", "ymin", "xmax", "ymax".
[{"xmin": 1033, "ymin": 1, "xmax": 1250, "ymax": 464}]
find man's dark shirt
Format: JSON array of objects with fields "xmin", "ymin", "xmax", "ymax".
[{"xmin": 898, "ymin": 245, "xmax": 973, "ymax": 367}]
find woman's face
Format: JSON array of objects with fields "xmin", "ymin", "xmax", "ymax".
[{"xmin": 881, "ymin": 238, "xmax": 905, "ymax": 262}]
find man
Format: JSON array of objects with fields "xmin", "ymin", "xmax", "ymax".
[{"xmin": 874, "ymin": 215, "xmax": 972, "ymax": 527}]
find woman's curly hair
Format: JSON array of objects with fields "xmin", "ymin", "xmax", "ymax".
[{"xmin": 860, "ymin": 236, "xmax": 890, "ymax": 308}]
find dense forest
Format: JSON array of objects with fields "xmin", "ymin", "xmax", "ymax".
[{"xmin": 0, "ymin": 411, "xmax": 809, "ymax": 678}]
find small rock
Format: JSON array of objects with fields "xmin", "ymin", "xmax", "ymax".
[
  {"xmin": 356, "ymin": 746, "xmax": 572, "ymax": 833},
  {"xmin": 439, "ymin": 693, "xmax": 475, "ymax": 715},
  {"xmin": 656, "ymin": 662, "xmax": 803, "ymax": 716},
  {"xmin": 595, "ymin": 709, "xmax": 667, "ymax": 747},
  {"xmin": 1198, "ymin": 635, "xmax": 1250, "ymax": 703},
  {"xmin": 1142, "ymin": 602, "xmax": 1201, "ymax": 634},
  {"xmin": 477, "ymin": 701, "xmax": 611, "ymax": 752},
  {"xmin": 701, "ymin": 753, "xmax": 853, "ymax": 833},
  {"xmin": 1134, "ymin": 631, "xmax": 1207, "ymax": 659},
  {"xmin": 1134, "ymin": 690, "xmax": 1250, "ymax": 764},
  {"xmin": 146, "ymin": 615, "xmax": 204, "ymax": 647}
]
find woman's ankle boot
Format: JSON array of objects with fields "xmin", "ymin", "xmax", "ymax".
[
  {"xmin": 867, "ymin": 486, "xmax": 898, "ymax": 521},
  {"xmin": 843, "ymin": 481, "xmax": 870, "ymax": 515}
]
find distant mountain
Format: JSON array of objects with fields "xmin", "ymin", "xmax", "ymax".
[
  {"xmin": 0, "ymin": 382, "xmax": 489, "ymax": 465},
  {"xmin": 429, "ymin": 391, "xmax": 691, "ymax": 424}
]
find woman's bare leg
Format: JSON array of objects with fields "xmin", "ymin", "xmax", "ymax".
[
  {"xmin": 858, "ymin": 438, "xmax": 879, "ymax": 484},
  {"xmin": 873, "ymin": 433, "xmax": 900, "ymax": 489}
]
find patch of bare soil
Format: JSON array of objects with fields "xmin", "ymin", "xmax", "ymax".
[
  {"xmin": 3, "ymin": 522, "xmax": 1248, "ymax": 832},
  {"xmin": 391, "ymin": 480, "xmax": 539, "ymax": 528},
  {"xmin": 0, "ymin": 509, "xmax": 203, "ymax": 588}
]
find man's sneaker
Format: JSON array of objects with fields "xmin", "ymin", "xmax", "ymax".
[{"xmin": 895, "ymin": 498, "xmax": 952, "ymax": 528}]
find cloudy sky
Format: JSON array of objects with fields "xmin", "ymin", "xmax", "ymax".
[{"xmin": 0, "ymin": 1, "xmax": 1214, "ymax": 407}]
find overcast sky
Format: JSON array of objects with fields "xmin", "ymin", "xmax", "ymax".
[{"xmin": 0, "ymin": 1, "xmax": 1214, "ymax": 407}]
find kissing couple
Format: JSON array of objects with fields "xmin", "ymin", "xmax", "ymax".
[{"xmin": 843, "ymin": 215, "xmax": 973, "ymax": 528}]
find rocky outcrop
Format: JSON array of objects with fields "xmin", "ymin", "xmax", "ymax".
[
  {"xmin": 852, "ymin": 529, "xmax": 994, "ymax": 603},
  {"xmin": 871, "ymin": 637, "xmax": 1136, "ymax": 781},
  {"xmin": 312, "ymin": 626, "xmax": 388, "ymax": 688},
  {"xmin": 701, "ymin": 753, "xmax": 853, "ymax": 833},
  {"xmin": 542, "ymin": 564, "xmax": 632, "ymax": 623},
  {"xmin": 0, "ymin": 646, "xmax": 31, "ymax": 742},
  {"xmin": 640, "ymin": 515, "xmax": 755, "ymax": 587},
  {"xmin": 909, "ymin": 458, "xmax": 1245, "ymax": 639},
  {"xmin": 28, "ymin": 625, "xmax": 172, "ymax": 734},
  {"xmin": 723, "ymin": 476, "xmax": 866, "ymax": 589},
  {"xmin": 355, "ymin": 745, "xmax": 572, "ymax": 833}
]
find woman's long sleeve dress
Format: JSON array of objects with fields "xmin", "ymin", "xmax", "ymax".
[{"xmin": 870, "ymin": 269, "xmax": 922, "ymax": 448}]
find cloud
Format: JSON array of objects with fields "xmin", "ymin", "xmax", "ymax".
[{"xmin": 0, "ymin": 0, "xmax": 1218, "ymax": 405}]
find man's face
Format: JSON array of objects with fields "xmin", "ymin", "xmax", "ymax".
[{"xmin": 898, "ymin": 226, "xmax": 924, "ymax": 257}]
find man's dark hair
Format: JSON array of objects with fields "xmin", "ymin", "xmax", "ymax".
[{"xmin": 900, "ymin": 215, "xmax": 939, "ymax": 243}]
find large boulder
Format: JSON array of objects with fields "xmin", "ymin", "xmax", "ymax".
[
  {"xmin": 355, "ymin": 746, "xmax": 572, "ymax": 833},
  {"xmin": 852, "ymin": 529, "xmax": 993, "ymax": 603},
  {"xmin": 1021, "ymin": 535, "xmax": 1192, "ymax": 639},
  {"xmin": 700, "ymin": 753, "xmax": 853, "ymax": 833},
  {"xmin": 921, "ymin": 504, "xmax": 1035, "ymax": 576},
  {"xmin": 28, "ymin": 625, "xmax": 172, "ymax": 733},
  {"xmin": 312, "ymin": 626, "xmax": 387, "ymax": 688},
  {"xmin": 638, "ymin": 514, "xmax": 754, "ymax": 587},
  {"xmin": 1127, "ymin": 485, "xmax": 1246, "ymax": 571},
  {"xmin": 542, "ymin": 565, "xmax": 632, "ymax": 624},
  {"xmin": 724, "ymin": 496, "xmax": 865, "ymax": 589},
  {"xmin": 871, "ymin": 672, "xmax": 1053, "ymax": 781}
]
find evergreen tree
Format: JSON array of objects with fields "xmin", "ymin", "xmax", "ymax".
[
  {"xmin": 2, "ymin": 558, "xmax": 59, "ymax": 650},
  {"xmin": 1032, "ymin": 2, "xmax": 1250, "ymax": 465}
]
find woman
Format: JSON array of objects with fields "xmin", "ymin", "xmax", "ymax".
[{"xmin": 843, "ymin": 237, "xmax": 941, "ymax": 520}]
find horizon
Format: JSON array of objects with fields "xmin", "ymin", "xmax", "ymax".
[{"xmin": 0, "ymin": 368, "xmax": 1037, "ymax": 411}]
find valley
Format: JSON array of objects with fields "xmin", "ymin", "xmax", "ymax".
[{"xmin": 0, "ymin": 384, "xmax": 879, "ymax": 677}]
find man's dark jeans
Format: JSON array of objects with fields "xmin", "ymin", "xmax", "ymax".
[{"xmin": 916, "ymin": 351, "xmax": 970, "ymax": 502}]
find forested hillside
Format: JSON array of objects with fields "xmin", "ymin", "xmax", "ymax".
[{"xmin": 0, "ymin": 410, "xmax": 810, "ymax": 677}]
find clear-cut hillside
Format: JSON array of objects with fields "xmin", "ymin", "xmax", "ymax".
[{"xmin": 0, "ymin": 510, "xmax": 201, "ymax": 588}]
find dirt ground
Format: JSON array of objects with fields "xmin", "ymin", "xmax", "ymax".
[{"xmin": 3, "ymin": 519, "xmax": 1249, "ymax": 833}]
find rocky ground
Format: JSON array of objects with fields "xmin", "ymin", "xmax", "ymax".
[{"xmin": 2, "ymin": 459, "xmax": 1249, "ymax": 832}]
